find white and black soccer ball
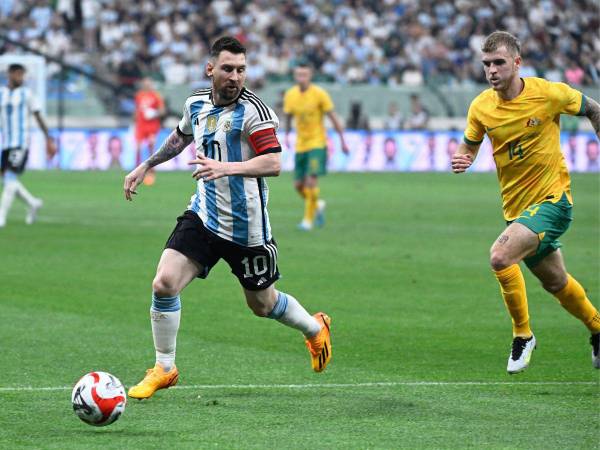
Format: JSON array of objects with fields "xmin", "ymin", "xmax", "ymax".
[{"xmin": 71, "ymin": 371, "xmax": 126, "ymax": 426}]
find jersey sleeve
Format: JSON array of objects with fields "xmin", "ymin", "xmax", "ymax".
[
  {"xmin": 249, "ymin": 128, "xmax": 281, "ymax": 155},
  {"xmin": 245, "ymin": 101, "xmax": 281, "ymax": 154},
  {"xmin": 320, "ymin": 88, "xmax": 334, "ymax": 113},
  {"xmin": 245, "ymin": 102, "xmax": 280, "ymax": 135},
  {"xmin": 27, "ymin": 90, "xmax": 41, "ymax": 113},
  {"xmin": 177, "ymin": 100, "xmax": 193, "ymax": 136},
  {"xmin": 547, "ymin": 81, "xmax": 585, "ymax": 116},
  {"xmin": 463, "ymin": 101, "xmax": 485, "ymax": 146}
]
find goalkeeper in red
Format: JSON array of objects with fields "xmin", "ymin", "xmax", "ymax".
[{"xmin": 452, "ymin": 31, "xmax": 600, "ymax": 374}]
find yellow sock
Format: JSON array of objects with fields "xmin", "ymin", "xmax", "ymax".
[
  {"xmin": 313, "ymin": 186, "xmax": 320, "ymax": 203},
  {"xmin": 554, "ymin": 274, "xmax": 600, "ymax": 333},
  {"xmin": 303, "ymin": 187, "xmax": 317, "ymax": 223},
  {"xmin": 309, "ymin": 187, "xmax": 319, "ymax": 220},
  {"xmin": 494, "ymin": 264, "xmax": 532, "ymax": 337}
]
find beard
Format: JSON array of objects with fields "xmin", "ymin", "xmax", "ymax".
[{"xmin": 218, "ymin": 84, "xmax": 240, "ymax": 102}]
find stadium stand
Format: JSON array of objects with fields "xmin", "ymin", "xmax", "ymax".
[{"xmin": 0, "ymin": 0, "xmax": 598, "ymax": 123}]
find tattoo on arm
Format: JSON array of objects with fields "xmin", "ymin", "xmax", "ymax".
[
  {"xmin": 584, "ymin": 96, "xmax": 600, "ymax": 135},
  {"xmin": 145, "ymin": 129, "xmax": 193, "ymax": 168},
  {"xmin": 497, "ymin": 235, "xmax": 509, "ymax": 245}
]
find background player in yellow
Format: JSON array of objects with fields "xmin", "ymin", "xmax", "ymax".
[
  {"xmin": 284, "ymin": 63, "xmax": 349, "ymax": 231},
  {"xmin": 452, "ymin": 31, "xmax": 600, "ymax": 374}
]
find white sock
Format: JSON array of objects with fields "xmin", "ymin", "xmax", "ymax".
[
  {"xmin": 268, "ymin": 291, "xmax": 321, "ymax": 337},
  {"xmin": 0, "ymin": 179, "xmax": 17, "ymax": 224},
  {"xmin": 14, "ymin": 179, "xmax": 37, "ymax": 207},
  {"xmin": 150, "ymin": 294, "xmax": 181, "ymax": 372}
]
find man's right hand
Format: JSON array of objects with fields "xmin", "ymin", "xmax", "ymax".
[
  {"xmin": 124, "ymin": 164, "xmax": 149, "ymax": 200},
  {"xmin": 451, "ymin": 153, "xmax": 473, "ymax": 173}
]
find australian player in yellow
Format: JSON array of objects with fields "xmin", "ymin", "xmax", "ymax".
[
  {"xmin": 452, "ymin": 31, "xmax": 600, "ymax": 374},
  {"xmin": 284, "ymin": 63, "xmax": 349, "ymax": 230}
]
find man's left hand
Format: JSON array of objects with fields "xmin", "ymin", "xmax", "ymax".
[{"xmin": 189, "ymin": 154, "xmax": 229, "ymax": 181}]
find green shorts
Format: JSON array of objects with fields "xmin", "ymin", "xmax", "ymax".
[
  {"xmin": 294, "ymin": 147, "xmax": 327, "ymax": 181},
  {"xmin": 510, "ymin": 193, "xmax": 573, "ymax": 268}
]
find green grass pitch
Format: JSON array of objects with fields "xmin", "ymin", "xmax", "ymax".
[{"xmin": 0, "ymin": 170, "xmax": 598, "ymax": 449}]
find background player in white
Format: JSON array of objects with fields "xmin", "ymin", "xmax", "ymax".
[
  {"xmin": 123, "ymin": 37, "xmax": 332, "ymax": 399},
  {"xmin": 0, "ymin": 63, "xmax": 56, "ymax": 227}
]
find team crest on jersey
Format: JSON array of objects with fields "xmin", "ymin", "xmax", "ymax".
[
  {"xmin": 526, "ymin": 117, "xmax": 541, "ymax": 127},
  {"xmin": 206, "ymin": 116, "xmax": 218, "ymax": 132},
  {"xmin": 223, "ymin": 119, "xmax": 233, "ymax": 132}
]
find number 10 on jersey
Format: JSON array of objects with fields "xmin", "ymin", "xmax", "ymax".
[{"xmin": 202, "ymin": 139, "xmax": 222, "ymax": 161}]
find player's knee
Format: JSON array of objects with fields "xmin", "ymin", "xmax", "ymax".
[
  {"xmin": 245, "ymin": 292, "xmax": 276, "ymax": 318},
  {"xmin": 489, "ymin": 249, "xmax": 511, "ymax": 271},
  {"xmin": 306, "ymin": 175, "xmax": 317, "ymax": 188},
  {"xmin": 152, "ymin": 274, "xmax": 179, "ymax": 298},
  {"xmin": 247, "ymin": 300, "xmax": 271, "ymax": 317}
]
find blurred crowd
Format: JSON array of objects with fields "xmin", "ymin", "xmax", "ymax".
[{"xmin": 1, "ymin": 0, "xmax": 599, "ymax": 89}]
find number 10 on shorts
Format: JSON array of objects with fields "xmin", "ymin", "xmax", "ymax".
[{"xmin": 241, "ymin": 256, "xmax": 268, "ymax": 278}]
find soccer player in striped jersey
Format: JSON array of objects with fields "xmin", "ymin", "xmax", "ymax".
[
  {"xmin": 284, "ymin": 63, "xmax": 349, "ymax": 231},
  {"xmin": 0, "ymin": 63, "xmax": 56, "ymax": 227},
  {"xmin": 123, "ymin": 37, "xmax": 332, "ymax": 399},
  {"xmin": 452, "ymin": 31, "xmax": 600, "ymax": 373}
]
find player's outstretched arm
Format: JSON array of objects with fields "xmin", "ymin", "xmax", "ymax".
[
  {"xmin": 327, "ymin": 111, "xmax": 349, "ymax": 154},
  {"xmin": 124, "ymin": 128, "xmax": 193, "ymax": 200},
  {"xmin": 189, "ymin": 153, "xmax": 281, "ymax": 181},
  {"xmin": 452, "ymin": 142, "xmax": 479, "ymax": 174},
  {"xmin": 583, "ymin": 96, "xmax": 600, "ymax": 141}
]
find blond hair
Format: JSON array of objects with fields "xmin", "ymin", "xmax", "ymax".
[{"xmin": 482, "ymin": 31, "xmax": 521, "ymax": 56}]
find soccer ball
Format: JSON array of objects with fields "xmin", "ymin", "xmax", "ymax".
[{"xmin": 71, "ymin": 371, "xmax": 126, "ymax": 426}]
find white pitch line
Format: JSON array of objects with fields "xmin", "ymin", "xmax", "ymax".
[{"xmin": 0, "ymin": 381, "xmax": 597, "ymax": 393}]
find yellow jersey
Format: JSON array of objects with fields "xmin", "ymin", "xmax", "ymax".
[
  {"xmin": 464, "ymin": 77, "xmax": 585, "ymax": 221},
  {"xmin": 283, "ymin": 84, "xmax": 334, "ymax": 153}
]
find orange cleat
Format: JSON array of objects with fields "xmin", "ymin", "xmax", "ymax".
[
  {"xmin": 128, "ymin": 363, "xmax": 178, "ymax": 399},
  {"xmin": 305, "ymin": 313, "xmax": 332, "ymax": 372}
]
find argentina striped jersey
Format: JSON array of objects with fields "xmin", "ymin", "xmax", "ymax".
[
  {"xmin": 0, "ymin": 86, "xmax": 41, "ymax": 150},
  {"xmin": 178, "ymin": 88, "xmax": 281, "ymax": 247}
]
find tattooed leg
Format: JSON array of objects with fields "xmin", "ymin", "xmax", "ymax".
[{"xmin": 489, "ymin": 223, "xmax": 538, "ymax": 271}]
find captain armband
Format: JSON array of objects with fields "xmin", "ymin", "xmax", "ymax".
[{"xmin": 249, "ymin": 128, "xmax": 282, "ymax": 155}]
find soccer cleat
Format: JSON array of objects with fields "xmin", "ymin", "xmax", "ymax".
[
  {"xmin": 315, "ymin": 199, "xmax": 326, "ymax": 227},
  {"xmin": 127, "ymin": 363, "xmax": 178, "ymax": 399},
  {"xmin": 507, "ymin": 335, "xmax": 536, "ymax": 374},
  {"xmin": 26, "ymin": 199, "xmax": 43, "ymax": 225},
  {"xmin": 591, "ymin": 333, "xmax": 600, "ymax": 369},
  {"xmin": 305, "ymin": 312, "xmax": 332, "ymax": 372},
  {"xmin": 297, "ymin": 220, "xmax": 313, "ymax": 231}
]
